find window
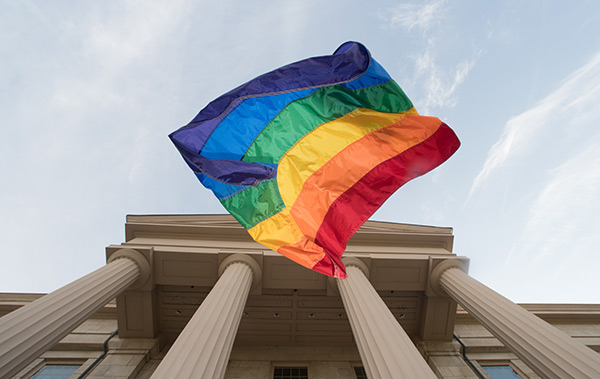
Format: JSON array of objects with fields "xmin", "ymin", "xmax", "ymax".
[
  {"xmin": 30, "ymin": 364, "xmax": 80, "ymax": 378},
  {"xmin": 273, "ymin": 366, "xmax": 308, "ymax": 379},
  {"xmin": 354, "ymin": 366, "xmax": 367, "ymax": 379},
  {"xmin": 481, "ymin": 365, "xmax": 523, "ymax": 379}
]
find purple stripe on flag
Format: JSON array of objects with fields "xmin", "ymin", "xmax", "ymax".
[
  {"xmin": 190, "ymin": 42, "xmax": 369, "ymax": 124},
  {"xmin": 172, "ymin": 138, "xmax": 276, "ymax": 186},
  {"xmin": 170, "ymin": 42, "xmax": 370, "ymax": 154}
]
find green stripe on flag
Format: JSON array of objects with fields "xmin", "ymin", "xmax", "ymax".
[
  {"xmin": 243, "ymin": 80, "xmax": 413, "ymax": 163},
  {"xmin": 221, "ymin": 178, "xmax": 284, "ymax": 229}
]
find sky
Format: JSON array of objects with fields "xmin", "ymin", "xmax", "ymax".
[{"xmin": 1, "ymin": 0, "xmax": 599, "ymax": 303}]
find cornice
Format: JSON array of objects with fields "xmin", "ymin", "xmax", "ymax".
[
  {"xmin": 456, "ymin": 304, "xmax": 600, "ymax": 324},
  {"xmin": 124, "ymin": 214, "xmax": 454, "ymax": 251},
  {"xmin": 0, "ymin": 293, "xmax": 116, "ymax": 318}
]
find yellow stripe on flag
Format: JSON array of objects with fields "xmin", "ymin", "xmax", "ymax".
[{"xmin": 277, "ymin": 107, "xmax": 417, "ymax": 207}]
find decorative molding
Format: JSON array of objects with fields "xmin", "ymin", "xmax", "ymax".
[
  {"xmin": 219, "ymin": 253, "xmax": 262, "ymax": 291},
  {"xmin": 342, "ymin": 257, "xmax": 370, "ymax": 278},
  {"xmin": 428, "ymin": 257, "xmax": 469, "ymax": 297},
  {"xmin": 108, "ymin": 249, "xmax": 151, "ymax": 290}
]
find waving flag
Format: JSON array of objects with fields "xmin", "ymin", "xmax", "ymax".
[{"xmin": 170, "ymin": 42, "xmax": 460, "ymax": 278}]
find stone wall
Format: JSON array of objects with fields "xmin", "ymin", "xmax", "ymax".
[
  {"xmin": 6, "ymin": 299, "xmax": 599, "ymax": 379},
  {"xmin": 224, "ymin": 345, "xmax": 362, "ymax": 379}
]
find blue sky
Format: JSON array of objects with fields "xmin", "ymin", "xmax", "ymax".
[{"xmin": 1, "ymin": 1, "xmax": 599, "ymax": 303}]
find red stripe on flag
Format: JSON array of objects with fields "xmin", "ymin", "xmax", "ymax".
[{"xmin": 313, "ymin": 122, "xmax": 460, "ymax": 277}]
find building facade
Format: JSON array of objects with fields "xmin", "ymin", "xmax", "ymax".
[{"xmin": 0, "ymin": 215, "xmax": 599, "ymax": 379}]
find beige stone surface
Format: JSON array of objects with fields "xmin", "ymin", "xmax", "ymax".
[
  {"xmin": 86, "ymin": 353, "xmax": 146, "ymax": 377},
  {"xmin": 337, "ymin": 261, "xmax": 437, "ymax": 378},
  {"xmin": 132, "ymin": 345, "xmax": 168, "ymax": 379},
  {"xmin": 229, "ymin": 345, "xmax": 361, "ymax": 362},
  {"xmin": 440, "ymin": 267, "xmax": 600, "ymax": 378},
  {"xmin": 11, "ymin": 358, "xmax": 43, "ymax": 379},
  {"xmin": 420, "ymin": 341, "xmax": 479, "ymax": 379},
  {"xmin": 72, "ymin": 319, "xmax": 119, "ymax": 334},
  {"xmin": 150, "ymin": 257, "xmax": 257, "ymax": 379},
  {"xmin": 2, "ymin": 215, "xmax": 600, "ymax": 379},
  {"xmin": 0, "ymin": 257, "xmax": 140, "ymax": 378},
  {"xmin": 222, "ymin": 346, "xmax": 364, "ymax": 379},
  {"xmin": 85, "ymin": 337, "xmax": 160, "ymax": 379},
  {"xmin": 223, "ymin": 361, "xmax": 272, "ymax": 379},
  {"xmin": 309, "ymin": 361, "xmax": 355, "ymax": 379}
]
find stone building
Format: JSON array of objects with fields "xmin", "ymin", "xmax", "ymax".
[{"xmin": 0, "ymin": 214, "xmax": 599, "ymax": 379}]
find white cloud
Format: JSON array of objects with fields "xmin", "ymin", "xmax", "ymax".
[
  {"xmin": 87, "ymin": 2, "xmax": 190, "ymax": 67},
  {"xmin": 382, "ymin": 0, "xmax": 446, "ymax": 32},
  {"xmin": 377, "ymin": 1, "xmax": 479, "ymax": 113},
  {"xmin": 506, "ymin": 144, "xmax": 600, "ymax": 275},
  {"xmin": 471, "ymin": 51, "xmax": 600, "ymax": 194},
  {"xmin": 529, "ymin": 145, "xmax": 600, "ymax": 239},
  {"xmin": 50, "ymin": 1, "xmax": 191, "ymax": 114},
  {"xmin": 413, "ymin": 44, "xmax": 480, "ymax": 112}
]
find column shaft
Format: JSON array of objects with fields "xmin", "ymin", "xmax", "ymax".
[
  {"xmin": 440, "ymin": 267, "xmax": 600, "ymax": 379},
  {"xmin": 0, "ymin": 258, "xmax": 140, "ymax": 378},
  {"xmin": 337, "ymin": 265, "xmax": 437, "ymax": 379},
  {"xmin": 150, "ymin": 261, "xmax": 253, "ymax": 379}
]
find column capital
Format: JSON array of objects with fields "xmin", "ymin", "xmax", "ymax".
[
  {"xmin": 327, "ymin": 257, "xmax": 369, "ymax": 296},
  {"xmin": 429, "ymin": 258, "xmax": 468, "ymax": 297},
  {"xmin": 218, "ymin": 254, "xmax": 262, "ymax": 291},
  {"xmin": 343, "ymin": 257, "xmax": 370, "ymax": 278},
  {"xmin": 107, "ymin": 249, "xmax": 151, "ymax": 290}
]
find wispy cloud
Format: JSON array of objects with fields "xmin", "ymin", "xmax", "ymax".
[
  {"xmin": 526, "ymin": 145, "xmax": 600, "ymax": 257},
  {"xmin": 471, "ymin": 51, "xmax": 600, "ymax": 194},
  {"xmin": 51, "ymin": 1, "xmax": 191, "ymax": 113},
  {"xmin": 413, "ymin": 44, "xmax": 480, "ymax": 112},
  {"xmin": 377, "ymin": 0, "xmax": 480, "ymax": 113},
  {"xmin": 504, "ymin": 143, "xmax": 600, "ymax": 275},
  {"xmin": 382, "ymin": 0, "xmax": 446, "ymax": 32}
]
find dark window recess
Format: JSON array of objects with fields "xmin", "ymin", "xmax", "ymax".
[
  {"xmin": 273, "ymin": 366, "xmax": 309, "ymax": 379},
  {"xmin": 354, "ymin": 366, "xmax": 368, "ymax": 379}
]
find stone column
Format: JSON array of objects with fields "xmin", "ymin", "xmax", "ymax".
[
  {"xmin": 433, "ymin": 262, "xmax": 600, "ymax": 379},
  {"xmin": 0, "ymin": 249, "xmax": 149, "ymax": 379},
  {"xmin": 150, "ymin": 254, "xmax": 261, "ymax": 379},
  {"xmin": 336, "ymin": 258, "xmax": 437, "ymax": 379}
]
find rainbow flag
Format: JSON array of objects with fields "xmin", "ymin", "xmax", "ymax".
[{"xmin": 170, "ymin": 42, "xmax": 460, "ymax": 278}]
